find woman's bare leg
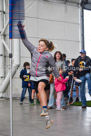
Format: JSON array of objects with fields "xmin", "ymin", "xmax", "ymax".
[
  {"xmin": 38, "ymin": 82, "xmax": 47, "ymax": 108},
  {"xmin": 38, "ymin": 82, "xmax": 53, "ymax": 129}
]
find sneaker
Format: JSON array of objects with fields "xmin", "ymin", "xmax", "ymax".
[
  {"xmin": 20, "ymin": 101, "xmax": 23, "ymax": 105},
  {"xmin": 46, "ymin": 119, "xmax": 54, "ymax": 129},
  {"xmin": 75, "ymin": 97, "xmax": 79, "ymax": 102},
  {"xmin": 40, "ymin": 109, "xmax": 48, "ymax": 116},
  {"xmin": 56, "ymin": 108, "xmax": 61, "ymax": 111},
  {"xmin": 69, "ymin": 97, "xmax": 73, "ymax": 104},
  {"xmin": 30, "ymin": 103, "xmax": 34, "ymax": 106},
  {"xmin": 82, "ymin": 105, "xmax": 86, "ymax": 108}
]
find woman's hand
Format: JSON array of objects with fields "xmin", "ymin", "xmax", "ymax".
[{"xmin": 17, "ymin": 21, "xmax": 24, "ymax": 29}]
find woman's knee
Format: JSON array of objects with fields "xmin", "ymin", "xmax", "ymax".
[{"xmin": 38, "ymin": 83, "xmax": 46, "ymax": 93}]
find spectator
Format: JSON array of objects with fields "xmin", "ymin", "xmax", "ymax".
[
  {"xmin": 54, "ymin": 51, "xmax": 66, "ymax": 71},
  {"xmin": 67, "ymin": 60, "xmax": 70, "ymax": 66},
  {"xmin": 62, "ymin": 53, "xmax": 68, "ymax": 67},
  {"xmin": 55, "ymin": 68, "xmax": 69, "ymax": 110},
  {"xmin": 20, "ymin": 62, "xmax": 34, "ymax": 105},
  {"xmin": 62, "ymin": 53, "xmax": 70, "ymax": 104},
  {"xmin": 54, "ymin": 51, "xmax": 67, "ymax": 109},
  {"xmin": 68, "ymin": 59, "xmax": 79, "ymax": 104},
  {"xmin": 74, "ymin": 49, "xmax": 91, "ymax": 108}
]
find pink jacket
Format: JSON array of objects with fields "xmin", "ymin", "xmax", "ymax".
[{"xmin": 54, "ymin": 74, "xmax": 68, "ymax": 92}]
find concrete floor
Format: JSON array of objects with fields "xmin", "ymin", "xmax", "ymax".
[{"xmin": 0, "ymin": 98, "xmax": 91, "ymax": 136}]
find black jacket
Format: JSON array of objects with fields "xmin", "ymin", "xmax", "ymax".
[{"xmin": 74, "ymin": 56, "xmax": 91, "ymax": 77}]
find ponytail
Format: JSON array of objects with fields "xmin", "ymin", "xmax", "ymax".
[{"xmin": 48, "ymin": 41, "xmax": 55, "ymax": 52}]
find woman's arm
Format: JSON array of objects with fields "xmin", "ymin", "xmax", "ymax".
[{"xmin": 17, "ymin": 21, "xmax": 35, "ymax": 53}]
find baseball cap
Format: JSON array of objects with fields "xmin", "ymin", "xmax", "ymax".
[{"xmin": 80, "ymin": 49, "xmax": 86, "ymax": 54}]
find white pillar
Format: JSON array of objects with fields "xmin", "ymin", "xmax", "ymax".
[
  {"xmin": 0, "ymin": 39, "xmax": 20, "ymax": 94},
  {"xmin": 0, "ymin": 0, "xmax": 4, "ymax": 85},
  {"xmin": 13, "ymin": 39, "xmax": 21, "ymax": 66}
]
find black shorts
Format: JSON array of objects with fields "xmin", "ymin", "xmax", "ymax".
[{"xmin": 32, "ymin": 79, "xmax": 49, "ymax": 94}]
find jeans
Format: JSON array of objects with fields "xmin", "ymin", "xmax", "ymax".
[
  {"xmin": 20, "ymin": 87, "xmax": 32, "ymax": 103},
  {"xmin": 61, "ymin": 93, "xmax": 66, "ymax": 107},
  {"xmin": 48, "ymin": 83, "xmax": 55, "ymax": 107},
  {"xmin": 79, "ymin": 73, "xmax": 91, "ymax": 106}
]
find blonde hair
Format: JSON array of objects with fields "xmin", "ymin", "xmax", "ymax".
[{"xmin": 39, "ymin": 39, "xmax": 55, "ymax": 52}]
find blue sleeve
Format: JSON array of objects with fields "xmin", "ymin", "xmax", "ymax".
[{"xmin": 20, "ymin": 69, "xmax": 24, "ymax": 79}]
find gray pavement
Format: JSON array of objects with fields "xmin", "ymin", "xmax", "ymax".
[{"xmin": 0, "ymin": 98, "xmax": 91, "ymax": 136}]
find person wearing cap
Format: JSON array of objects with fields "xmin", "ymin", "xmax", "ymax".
[{"xmin": 74, "ymin": 49, "xmax": 91, "ymax": 108}]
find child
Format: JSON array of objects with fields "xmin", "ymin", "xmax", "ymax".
[
  {"xmin": 17, "ymin": 21, "xmax": 60, "ymax": 129},
  {"xmin": 67, "ymin": 59, "xmax": 79, "ymax": 104},
  {"xmin": 55, "ymin": 68, "xmax": 69, "ymax": 110},
  {"xmin": 20, "ymin": 62, "xmax": 34, "ymax": 105}
]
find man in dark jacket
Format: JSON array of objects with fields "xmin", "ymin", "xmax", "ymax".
[{"xmin": 74, "ymin": 49, "xmax": 91, "ymax": 108}]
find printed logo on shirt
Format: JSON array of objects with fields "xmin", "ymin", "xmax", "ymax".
[
  {"xmin": 24, "ymin": 75, "xmax": 30, "ymax": 81},
  {"xmin": 79, "ymin": 61, "xmax": 86, "ymax": 68}
]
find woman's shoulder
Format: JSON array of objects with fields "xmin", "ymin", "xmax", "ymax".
[
  {"xmin": 44, "ymin": 52, "xmax": 53, "ymax": 59},
  {"xmin": 46, "ymin": 51, "xmax": 52, "ymax": 56}
]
